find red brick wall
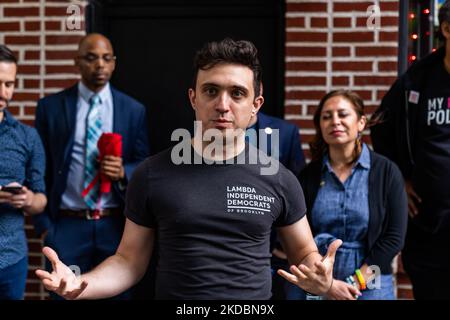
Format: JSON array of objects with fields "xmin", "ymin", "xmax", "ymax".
[
  {"xmin": 1, "ymin": 0, "xmax": 412, "ymax": 299},
  {"xmin": 1, "ymin": 0, "xmax": 86, "ymax": 299},
  {"xmin": 284, "ymin": 0, "xmax": 412, "ymax": 299}
]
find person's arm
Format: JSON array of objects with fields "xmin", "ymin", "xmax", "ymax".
[
  {"xmin": 35, "ymin": 218, "xmax": 154, "ymax": 300},
  {"xmin": 0, "ymin": 185, "xmax": 44, "ymax": 215},
  {"xmin": 277, "ymin": 216, "xmax": 342, "ymax": 296},
  {"xmin": 22, "ymin": 127, "xmax": 47, "ymax": 215},
  {"xmin": 364, "ymin": 162, "xmax": 408, "ymax": 274},
  {"xmin": 370, "ymin": 78, "xmax": 403, "ymax": 163}
]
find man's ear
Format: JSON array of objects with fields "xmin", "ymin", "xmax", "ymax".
[
  {"xmin": 188, "ymin": 88, "xmax": 196, "ymax": 110},
  {"xmin": 252, "ymin": 95, "xmax": 264, "ymax": 116},
  {"xmin": 442, "ymin": 21, "xmax": 450, "ymax": 40}
]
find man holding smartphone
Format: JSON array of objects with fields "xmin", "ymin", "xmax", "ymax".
[{"xmin": 0, "ymin": 44, "xmax": 47, "ymax": 299}]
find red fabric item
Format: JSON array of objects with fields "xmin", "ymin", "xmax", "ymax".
[{"xmin": 97, "ymin": 133, "xmax": 122, "ymax": 193}]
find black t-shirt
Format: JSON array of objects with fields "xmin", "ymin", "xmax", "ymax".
[
  {"xmin": 125, "ymin": 144, "xmax": 306, "ymax": 299},
  {"xmin": 413, "ymin": 60, "xmax": 450, "ymax": 232}
]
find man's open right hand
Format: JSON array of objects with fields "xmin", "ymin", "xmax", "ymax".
[{"xmin": 35, "ymin": 247, "xmax": 88, "ymax": 300}]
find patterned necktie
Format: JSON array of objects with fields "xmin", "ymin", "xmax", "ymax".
[{"xmin": 83, "ymin": 94, "xmax": 102, "ymax": 209}]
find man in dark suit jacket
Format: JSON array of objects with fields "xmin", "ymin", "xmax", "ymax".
[
  {"xmin": 33, "ymin": 34, "xmax": 149, "ymax": 298},
  {"xmin": 246, "ymin": 111, "xmax": 305, "ymax": 299},
  {"xmin": 247, "ymin": 111, "xmax": 305, "ymax": 176}
]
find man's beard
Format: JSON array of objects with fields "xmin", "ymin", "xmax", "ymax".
[{"xmin": 0, "ymin": 99, "xmax": 9, "ymax": 112}]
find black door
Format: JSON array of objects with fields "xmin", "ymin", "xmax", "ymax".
[{"xmin": 87, "ymin": 0, "xmax": 285, "ymax": 155}]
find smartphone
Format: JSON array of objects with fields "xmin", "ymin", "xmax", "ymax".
[{"xmin": 1, "ymin": 186, "xmax": 24, "ymax": 194}]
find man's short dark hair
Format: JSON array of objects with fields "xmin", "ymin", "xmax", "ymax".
[
  {"xmin": 0, "ymin": 45, "xmax": 17, "ymax": 65},
  {"xmin": 192, "ymin": 38, "xmax": 262, "ymax": 99},
  {"xmin": 438, "ymin": 0, "xmax": 450, "ymax": 41}
]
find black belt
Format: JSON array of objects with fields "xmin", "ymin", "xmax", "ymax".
[{"xmin": 59, "ymin": 208, "xmax": 122, "ymax": 220}]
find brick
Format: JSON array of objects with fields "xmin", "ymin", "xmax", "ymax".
[
  {"xmin": 25, "ymin": 282, "xmax": 41, "ymax": 292},
  {"xmin": 356, "ymin": 46, "xmax": 397, "ymax": 56},
  {"xmin": 378, "ymin": 61, "xmax": 397, "ymax": 72},
  {"xmin": 44, "ymin": 79, "xmax": 78, "ymax": 88},
  {"xmin": 24, "ymin": 295, "xmax": 44, "ymax": 300},
  {"xmin": 300, "ymin": 134, "xmax": 314, "ymax": 144},
  {"xmin": 287, "ymin": 3, "xmax": 327, "ymax": 12},
  {"xmin": 364, "ymin": 104, "xmax": 378, "ymax": 115},
  {"xmin": 21, "ymin": 119, "xmax": 34, "ymax": 126},
  {"xmin": 355, "ymin": 75, "xmax": 397, "ymax": 86},
  {"xmin": 286, "ymin": 76, "xmax": 326, "ymax": 86},
  {"xmin": 332, "ymin": 76, "xmax": 349, "ymax": 86},
  {"xmin": 24, "ymin": 106, "xmax": 38, "ymax": 116},
  {"xmin": 46, "ymin": 50, "xmax": 77, "ymax": 60},
  {"xmin": 289, "ymin": 119, "xmax": 315, "ymax": 129},
  {"xmin": 13, "ymin": 93, "xmax": 40, "ymax": 101},
  {"xmin": 397, "ymin": 288, "xmax": 414, "ymax": 299},
  {"xmin": 45, "ymin": 21, "xmax": 61, "ymax": 30},
  {"xmin": 333, "ymin": 17, "xmax": 351, "ymax": 28},
  {"xmin": 286, "ymin": 61, "xmax": 326, "ymax": 72},
  {"xmin": 356, "ymin": 16, "xmax": 399, "ymax": 28},
  {"xmin": 286, "ymin": 46, "xmax": 326, "ymax": 57},
  {"xmin": 285, "ymin": 105, "xmax": 301, "ymax": 115},
  {"xmin": 27, "ymin": 241, "xmax": 43, "ymax": 252},
  {"xmin": 380, "ymin": 1, "xmax": 399, "ymax": 12},
  {"xmin": 333, "ymin": 2, "xmax": 374, "ymax": 12},
  {"xmin": 377, "ymin": 90, "xmax": 391, "ymax": 100},
  {"xmin": 25, "ymin": 50, "xmax": 40, "ymax": 60},
  {"xmin": 381, "ymin": 16, "xmax": 399, "ymax": 26},
  {"xmin": 361, "ymin": 135, "xmax": 371, "ymax": 145},
  {"xmin": 352, "ymin": 90, "xmax": 372, "ymax": 100},
  {"xmin": 28, "ymin": 256, "xmax": 42, "ymax": 268},
  {"xmin": 332, "ymin": 61, "xmax": 373, "ymax": 71},
  {"xmin": 333, "ymin": 32, "xmax": 373, "ymax": 42},
  {"xmin": 24, "ymin": 79, "xmax": 40, "ymax": 89},
  {"xmin": 311, "ymin": 17, "xmax": 327, "ymax": 28},
  {"xmin": 307, "ymin": 105, "xmax": 318, "ymax": 115},
  {"xmin": 286, "ymin": 17, "xmax": 305, "ymax": 28},
  {"xmin": 18, "ymin": 65, "xmax": 40, "ymax": 75},
  {"xmin": 46, "ymin": 35, "xmax": 83, "ymax": 45},
  {"xmin": 45, "ymin": 65, "xmax": 78, "ymax": 74},
  {"xmin": 4, "ymin": 7, "xmax": 39, "ymax": 17},
  {"xmin": 5, "ymin": 36, "xmax": 40, "ymax": 45},
  {"xmin": 7, "ymin": 106, "xmax": 20, "ymax": 116},
  {"xmin": 25, "ymin": 21, "xmax": 41, "ymax": 31},
  {"xmin": 332, "ymin": 47, "xmax": 350, "ymax": 57},
  {"xmin": 45, "ymin": 6, "xmax": 72, "ymax": 16},
  {"xmin": 286, "ymin": 90, "xmax": 327, "ymax": 100},
  {"xmin": 0, "ymin": 22, "xmax": 21, "ymax": 32},
  {"xmin": 287, "ymin": 32, "xmax": 328, "ymax": 42},
  {"xmin": 380, "ymin": 31, "xmax": 398, "ymax": 42}
]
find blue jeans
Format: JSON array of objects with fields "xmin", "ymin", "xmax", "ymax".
[{"xmin": 0, "ymin": 256, "xmax": 28, "ymax": 300}]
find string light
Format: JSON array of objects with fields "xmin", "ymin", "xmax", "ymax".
[
  {"xmin": 411, "ymin": 34, "xmax": 418, "ymax": 40},
  {"xmin": 423, "ymin": 8, "xmax": 430, "ymax": 14}
]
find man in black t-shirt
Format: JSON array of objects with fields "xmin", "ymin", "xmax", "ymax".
[
  {"xmin": 371, "ymin": 1, "xmax": 450, "ymax": 300},
  {"xmin": 36, "ymin": 38, "xmax": 342, "ymax": 300}
]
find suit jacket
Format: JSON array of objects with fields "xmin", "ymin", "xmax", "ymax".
[
  {"xmin": 254, "ymin": 112, "xmax": 305, "ymax": 176},
  {"xmin": 32, "ymin": 84, "xmax": 150, "ymax": 235}
]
